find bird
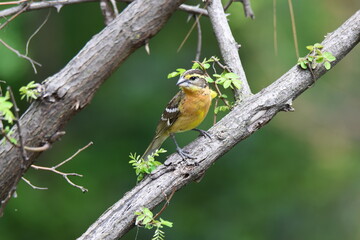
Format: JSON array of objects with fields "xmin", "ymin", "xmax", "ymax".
[{"xmin": 142, "ymin": 69, "xmax": 217, "ymax": 161}]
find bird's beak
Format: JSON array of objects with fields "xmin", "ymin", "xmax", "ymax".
[{"xmin": 176, "ymin": 76, "xmax": 189, "ymax": 87}]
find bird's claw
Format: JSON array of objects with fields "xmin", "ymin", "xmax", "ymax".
[
  {"xmin": 193, "ymin": 128, "xmax": 212, "ymax": 139},
  {"xmin": 176, "ymin": 148, "xmax": 195, "ymax": 160}
]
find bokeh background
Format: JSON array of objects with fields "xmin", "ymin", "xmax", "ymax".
[{"xmin": 1, "ymin": 0, "xmax": 359, "ymax": 239}]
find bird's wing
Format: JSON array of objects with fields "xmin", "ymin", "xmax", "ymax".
[{"xmin": 155, "ymin": 90, "xmax": 184, "ymax": 135}]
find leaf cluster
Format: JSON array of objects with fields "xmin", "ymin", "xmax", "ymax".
[
  {"xmin": 298, "ymin": 43, "xmax": 336, "ymax": 70},
  {"xmin": 0, "ymin": 91, "xmax": 15, "ymax": 124},
  {"xmin": 129, "ymin": 148, "xmax": 166, "ymax": 182},
  {"xmin": 135, "ymin": 207, "xmax": 173, "ymax": 240},
  {"xmin": 19, "ymin": 81, "xmax": 41, "ymax": 102}
]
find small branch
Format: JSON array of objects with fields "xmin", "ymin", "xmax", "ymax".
[
  {"xmin": 287, "ymin": 0, "xmax": 299, "ymax": 58},
  {"xmin": 0, "ymin": 39, "xmax": 41, "ymax": 73},
  {"xmin": 178, "ymin": 4, "xmax": 208, "ymax": 16},
  {"xmin": 7, "ymin": 87, "xmax": 28, "ymax": 161},
  {"xmin": 0, "ymin": 0, "xmax": 209, "ymax": 18},
  {"xmin": 0, "ymin": 0, "xmax": 28, "ymax": 5},
  {"xmin": 273, "ymin": 0, "xmax": 278, "ymax": 56},
  {"xmin": 100, "ymin": 0, "xmax": 116, "ymax": 25},
  {"xmin": 109, "ymin": 0, "xmax": 118, "ymax": 15},
  {"xmin": 21, "ymin": 177, "xmax": 48, "ymax": 190},
  {"xmin": 206, "ymin": 0, "xmax": 252, "ymax": 101},
  {"xmin": 223, "ymin": 0, "xmax": 233, "ymax": 11},
  {"xmin": 24, "ymin": 142, "xmax": 51, "ymax": 152},
  {"xmin": 153, "ymin": 188, "xmax": 176, "ymax": 220},
  {"xmin": 0, "ymin": 1, "xmax": 29, "ymax": 31},
  {"xmin": 30, "ymin": 142, "xmax": 93, "ymax": 193},
  {"xmin": 213, "ymin": 98, "xmax": 218, "ymax": 124},
  {"xmin": 54, "ymin": 141, "xmax": 93, "ymax": 169},
  {"xmin": 31, "ymin": 164, "xmax": 88, "ymax": 192},
  {"xmin": 1, "ymin": 129, "xmax": 51, "ymax": 151},
  {"xmin": 195, "ymin": 15, "xmax": 202, "ymax": 62},
  {"xmin": 238, "ymin": 0, "xmax": 255, "ymax": 19},
  {"xmin": 25, "ymin": 9, "xmax": 50, "ymax": 56}
]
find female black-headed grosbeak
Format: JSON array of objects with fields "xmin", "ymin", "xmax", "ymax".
[{"xmin": 142, "ymin": 69, "xmax": 217, "ymax": 161}]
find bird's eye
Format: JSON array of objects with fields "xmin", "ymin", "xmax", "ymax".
[{"xmin": 189, "ymin": 76, "xmax": 197, "ymax": 80}]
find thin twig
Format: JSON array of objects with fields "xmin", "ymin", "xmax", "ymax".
[
  {"xmin": 223, "ymin": 0, "xmax": 233, "ymax": 11},
  {"xmin": 1, "ymin": 129, "xmax": 20, "ymax": 148},
  {"xmin": 177, "ymin": 2, "xmax": 208, "ymax": 53},
  {"xmin": 100, "ymin": 0, "xmax": 116, "ymax": 25},
  {"xmin": 195, "ymin": 15, "xmax": 202, "ymax": 62},
  {"xmin": 273, "ymin": 0, "xmax": 278, "ymax": 56},
  {"xmin": 288, "ymin": 0, "xmax": 299, "ymax": 58},
  {"xmin": 24, "ymin": 142, "xmax": 51, "ymax": 152},
  {"xmin": 0, "ymin": 0, "xmax": 28, "ymax": 5},
  {"xmin": 153, "ymin": 188, "xmax": 176, "ymax": 220},
  {"xmin": 1, "ymin": 129, "xmax": 51, "ymax": 151},
  {"xmin": 54, "ymin": 141, "xmax": 93, "ymax": 169},
  {"xmin": 0, "ymin": 0, "xmax": 209, "ymax": 18},
  {"xmin": 7, "ymin": 86, "xmax": 28, "ymax": 161},
  {"xmin": 25, "ymin": 10, "xmax": 50, "ymax": 56},
  {"xmin": 109, "ymin": 0, "xmax": 118, "ymax": 15},
  {"xmin": 0, "ymin": 39, "xmax": 41, "ymax": 73},
  {"xmin": 213, "ymin": 98, "xmax": 219, "ymax": 124},
  {"xmin": 30, "ymin": 142, "xmax": 93, "ymax": 192},
  {"xmin": 21, "ymin": 177, "xmax": 48, "ymax": 190},
  {"xmin": 31, "ymin": 164, "xmax": 88, "ymax": 192},
  {"xmin": 238, "ymin": 0, "xmax": 255, "ymax": 19},
  {"xmin": 0, "ymin": 1, "xmax": 29, "ymax": 31}
]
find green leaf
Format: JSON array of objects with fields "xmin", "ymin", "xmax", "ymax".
[
  {"xmin": 191, "ymin": 62, "xmax": 200, "ymax": 69},
  {"xmin": 19, "ymin": 81, "xmax": 41, "ymax": 102},
  {"xmin": 299, "ymin": 61, "xmax": 307, "ymax": 69},
  {"xmin": 314, "ymin": 43, "xmax": 323, "ymax": 49},
  {"xmin": 167, "ymin": 72, "xmax": 180, "ymax": 79},
  {"xmin": 223, "ymin": 80, "xmax": 232, "ymax": 89},
  {"xmin": 224, "ymin": 72, "xmax": 239, "ymax": 79},
  {"xmin": 232, "ymin": 79, "xmax": 242, "ymax": 89},
  {"xmin": 215, "ymin": 77, "xmax": 226, "ymax": 84},
  {"xmin": 160, "ymin": 218, "xmax": 173, "ymax": 228},
  {"xmin": 203, "ymin": 63, "xmax": 210, "ymax": 69},
  {"xmin": 306, "ymin": 45, "xmax": 314, "ymax": 51},
  {"xmin": 324, "ymin": 61, "xmax": 331, "ymax": 70},
  {"xmin": 315, "ymin": 56, "xmax": 324, "ymax": 63},
  {"xmin": 0, "ymin": 92, "xmax": 15, "ymax": 124},
  {"xmin": 323, "ymin": 52, "xmax": 336, "ymax": 61},
  {"xmin": 205, "ymin": 77, "xmax": 214, "ymax": 83}
]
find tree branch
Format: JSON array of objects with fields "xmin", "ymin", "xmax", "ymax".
[
  {"xmin": 0, "ymin": 0, "xmax": 208, "ymax": 18},
  {"xmin": 77, "ymin": 10, "xmax": 360, "ymax": 240},
  {"xmin": 206, "ymin": 0, "xmax": 252, "ymax": 100},
  {"xmin": 0, "ymin": 0, "xmax": 186, "ymax": 215}
]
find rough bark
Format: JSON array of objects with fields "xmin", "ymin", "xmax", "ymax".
[
  {"xmin": 207, "ymin": 0, "xmax": 252, "ymax": 99},
  {"xmin": 0, "ymin": 0, "xmax": 186, "ymax": 214},
  {"xmin": 78, "ymin": 10, "xmax": 360, "ymax": 240}
]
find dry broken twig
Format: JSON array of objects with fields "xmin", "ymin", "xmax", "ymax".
[{"xmin": 30, "ymin": 142, "xmax": 93, "ymax": 193}]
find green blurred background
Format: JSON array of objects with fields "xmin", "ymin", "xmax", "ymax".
[{"xmin": 1, "ymin": 0, "xmax": 359, "ymax": 239}]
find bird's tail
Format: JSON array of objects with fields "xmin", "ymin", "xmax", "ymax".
[{"xmin": 141, "ymin": 133, "xmax": 169, "ymax": 161}]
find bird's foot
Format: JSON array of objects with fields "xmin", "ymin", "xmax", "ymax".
[
  {"xmin": 192, "ymin": 128, "xmax": 212, "ymax": 139},
  {"xmin": 176, "ymin": 147, "xmax": 195, "ymax": 160}
]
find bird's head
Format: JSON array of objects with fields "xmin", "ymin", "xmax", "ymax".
[{"xmin": 177, "ymin": 69, "xmax": 208, "ymax": 89}]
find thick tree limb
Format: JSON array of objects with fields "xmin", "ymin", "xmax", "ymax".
[
  {"xmin": 78, "ymin": 10, "xmax": 360, "ymax": 240},
  {"xmin": 0, "ymin": 0, "xmax": 186, "ymax": 215},
  {"xmin": 0, "ymin": 0, "xmax": 208, "ymax": 18},
  {"xmin": 206, "ymin": 0, "xmax": 252, "ymax": 100}
]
